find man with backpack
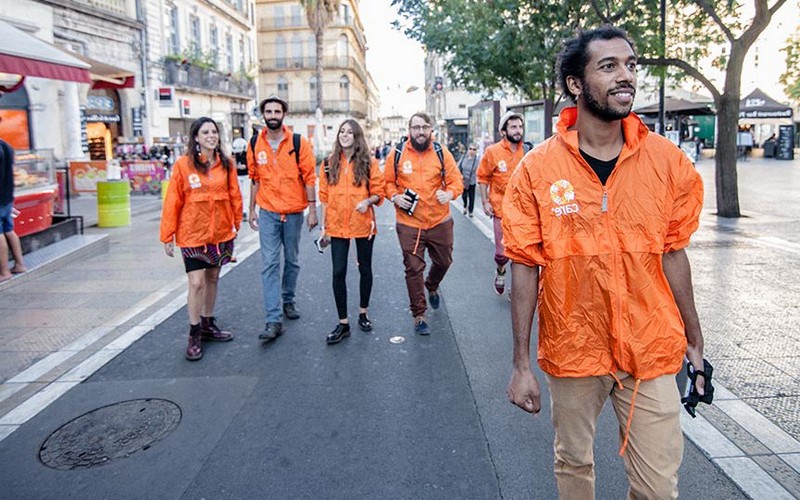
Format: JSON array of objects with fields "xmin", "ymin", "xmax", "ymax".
[
  {"xmin": 247, "ymin": 95, "xmax": 317, "ymax": 342},
  {"xmin": 385, "ymin": 112, "xmax": 463, "ymax": 335},
  {"xmin": 477, "ymin": 111, "xmax": 531, "ymax": 297}
]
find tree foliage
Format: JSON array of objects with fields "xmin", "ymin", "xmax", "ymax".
[
  {"xmin": 392, "ymin": 0, "xmax": 791, "ymax": 218},
  {"xmin": 780, "ymin": 26, "xmax": 800, "ymax": 103}
]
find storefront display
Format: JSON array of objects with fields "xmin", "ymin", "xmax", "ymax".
[
  {"xmin": 121, "ymin": 159, "xmax": 166, "ymax": 194},
  {"xmin": 13, "ymin": 149, "xmax": 57, "ymax": 237},
  {"xmin": 68, "ymin": 160, "xmax": 108, "ymax": 193}
]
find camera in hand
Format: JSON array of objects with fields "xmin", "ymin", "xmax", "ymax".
[{"xmin": 403, "ymin": 188, "xmax": 419, "ymax": 216}]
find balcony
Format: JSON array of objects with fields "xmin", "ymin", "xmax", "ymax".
[
  {"xmin": 288, "ymin": 100, "xmax": 367, "ymax": 118},
  {"xmin": 163, "ymin": 60, "xmax": 256, "ymax": 100},
  {"xmin": 259, "ymin": 56, "xmax": 367, "ymax": 84}
]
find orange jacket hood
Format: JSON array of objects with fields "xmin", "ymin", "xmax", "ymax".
[
  {"xmin": 247, "ymin": 125, "xmax": 316, "ymax": 214},
  {"xmin": 160, "ymin": 155, "xmax": 243, "ymax": 247},
  {"xmin": 476, "ymin": 137, "xmax": 526, "ymax": 219},
  {"xmin": 384, "ymin": 139, "xmax": 463, "ymax": 229},
  {"xmin": 319, "ymin": 154, "xmax": 386, "ymax": 239},
  {"xmin": 502, "ymin": 107, "xmax": 703, "ymax": 381}
]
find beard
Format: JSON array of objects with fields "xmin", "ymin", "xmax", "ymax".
[
  {"xmin": 506, "ymin": 132, "xmax": 523, "ymax": 144},
  {"xmin": 582, "ymin": 81, "xmax": 633, "ymax": 122},
  {"xmin": 410, "ymin": 135, "xmax": 430, "ymax": 152},
  {"xmin": 265, "ymin": 118, "xmax": 283, "ymax": 131}
]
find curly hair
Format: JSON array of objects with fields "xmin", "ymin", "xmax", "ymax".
[
  {"xmin": 556, "ymin": 25, "xmax": 636, "ymax": 103},
  {"xmin": 187, "ymin": 117, "xmax": 231, "ymax": 174},
  {"xmin": 327, "ymin": 119, "xmax": 371, "ymax": 187}
]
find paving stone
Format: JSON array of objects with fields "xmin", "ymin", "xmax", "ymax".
[
  {"xmin": 743, "ymin": 396, "xmax": 800, "ymax": 443},
  {"xmin": 751, "ymin": 454, "xmax": 800, "ymax": 499}
]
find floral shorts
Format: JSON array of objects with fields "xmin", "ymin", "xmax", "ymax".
[{"xmin": 180, "ymin": 239, "xmax": 234, "ymax": 273}]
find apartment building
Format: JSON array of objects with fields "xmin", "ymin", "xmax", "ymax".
[{"xmin": 255, "ymin": 0, "xmax": 380, "ymax": 152}]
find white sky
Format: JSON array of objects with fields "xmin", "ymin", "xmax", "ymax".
[{"xmin": 359, "ymin": 1, "xmax": 425, "ymax": 118}]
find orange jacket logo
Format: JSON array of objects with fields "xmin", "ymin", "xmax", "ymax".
[
  {"xmin": 550, "ymin": 179, "xmax": 579, "ymax": 217},
  {"xmin": 188, "ymin": 173, "xmax": 201, "ymax": 189}
]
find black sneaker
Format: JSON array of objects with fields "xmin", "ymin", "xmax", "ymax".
[
  {"xmin": 358, "ymin": 313, "xmax": 373, "ymax": 332},
  {"xmin": 283, "ymin": 303, "xmax": 300, "ymax": 320},
  {"xmin": 414, "ymin": 316, "xmax": 430, "ymax": 335},
  {"xmin": 428, "ymin": 291, "xmax": 440, "ymax": 310},
  {"xmin": 326, "ymin": 323, "xmax": 351, "ymax": 345},
  {"xmin": 259, "ymin": 322, "xmax": 284, "ymax": 342}
]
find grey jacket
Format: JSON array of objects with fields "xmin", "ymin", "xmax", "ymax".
[{"xmin": 458, "ymin": 154, "xmax": 479, "ymax": 186}]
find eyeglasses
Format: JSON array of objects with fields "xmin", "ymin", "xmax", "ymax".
[
  {"xmin": 468, "ymin": 148, "xmax": 476, "ymax": 151},
  {"xmin": 410, "ymin": 125, "xmax": 431, "ymax": 132}
]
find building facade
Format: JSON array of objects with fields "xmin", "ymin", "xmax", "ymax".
[
  {"xmin": 143, "ymin": 0, "xmax": 258, "ymax": 150},
  {"xmin": 255, "ymin": 0, "xmax": 380, "ymax": 154}
]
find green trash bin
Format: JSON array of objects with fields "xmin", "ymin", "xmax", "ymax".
[{"xmin": 97, "ymin": 180, "xmax": 131, "ymax": 227}]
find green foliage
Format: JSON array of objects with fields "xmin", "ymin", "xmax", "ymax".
[{"xmin": 780, "ymin": 27, "xmax": 800, "ymax": 103}]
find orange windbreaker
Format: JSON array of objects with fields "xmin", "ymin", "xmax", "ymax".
[
  {"xmin": 247, "ymin": 125, "xmax": 316, "ymax": 214},
  {"xmin": 160, "ymin": 155, "xmax": 243, "ymax": 247},
  {"xmin": 476, "ymin": 137, "xmax": 526, "ymax": 219},
  {"xmin": 384, "ymin": 139, "xmax": 463, "ymax": 229},
  {"xmin": 502, "ymin": 108, "xmax": 703, "ymax": 381},
  {"xmin": 319, "ymin": 154, "xmax": 386, "ymax": 239}
]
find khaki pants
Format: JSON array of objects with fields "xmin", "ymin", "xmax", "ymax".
[{"xmin": 545, "ymin": 372, "xmax": 683, "ymax": 500}]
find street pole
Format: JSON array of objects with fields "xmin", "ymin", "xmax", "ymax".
[{"xmin": 658, "ymin": 0, "xmax": 666, "ymax": 135}]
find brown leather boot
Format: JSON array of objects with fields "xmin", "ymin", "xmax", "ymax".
[
  {"xmin": 186, "ymin": 324, "xmax": 203, "ymax": 361},
  {"xmin": 200, "ymin": 316, "xmax": 233, "ymax": 342}
]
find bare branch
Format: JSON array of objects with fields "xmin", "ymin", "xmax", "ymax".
[
  {"xmin": 692, "ymin": 0, "xmax": 734, "ymax": 42},
  {"xmin": 639, "ymin": 56, "xmax": 722, "ymax": 102},
  {"xmin": 768, "ymin": 0, "xmax": 789, "ymax": 15}
]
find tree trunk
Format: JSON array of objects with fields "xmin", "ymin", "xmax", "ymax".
[{"xmin": 315, "ymin": 27, "xmax": 324, "ymax": 111}]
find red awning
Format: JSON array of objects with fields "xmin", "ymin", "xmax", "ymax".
[
  {"xmin": 70, "ymin": 52, "xmax": 136, "ymax": 89},
  {"xmin": 0, "ymin": 20, "xmax": 91, "ymax": 84}
]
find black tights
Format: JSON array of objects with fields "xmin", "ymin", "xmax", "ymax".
[
  {"xmin": 330, "ymin": 236, "xmax": 375, "ymax": 320},
  {"xmin": 461, "ymin": 184, "xmax": 476, "ymax": 214}
]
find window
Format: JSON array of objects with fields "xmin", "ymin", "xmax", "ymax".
[
  {"xmin": 226, "ymin": 33, "xmax": 233, "ymax": 72},
  {"xmin": 275, "ymin": 35, "xmax": 287, "ymax": 68},
  {"xmin": 169, "ymin": 6, "xmax": 180, "ymax": 54},
  {"xmin": 307, "ymin": 34, "xmax": 316, "ymax": 59},
  {"xmin": 337, "ymin": 34, "xmax": 348, "ymax": 60},
  {"xmin": 274, "ymin": 6, "xmax": 284, "ymax": 28},
  {"xmin": 290, "ymin": 5, "xmax": 302, "ymax": 26},
  {"xmin": 291, "ymin": 34, "xmax": 303, "ymax": 68},
  {"xmin": 209, "ymin": 25, "xmax": 219, "ymax": 67},
  {"xmin": 188, "ymin": 15, "xmax": 201, "ymax": 56},
  {"xmin": 340, "ymin": 4, "xmax": 350, "ymax": 25},
  {"xmin": 239, "ymin": 35, "xmax": 245, "ymax": 71},
  {"xmin": 309, "ymin": 76, "xmax": 317, "ymax": 107},
  {"xmin": 277, "ymin": 76, "xmax": 289, "ymax": 100},
  {"xmin": 339, "ymin": 75, "xmax": 350, "ymax": 102}
]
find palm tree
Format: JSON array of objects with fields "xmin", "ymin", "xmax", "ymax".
[{"xmin": 300, "ymin": 0, "xmax": 340, "ymax": 113}]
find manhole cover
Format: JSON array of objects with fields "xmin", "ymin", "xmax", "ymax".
[{"xmin": 39, "ymin": 399, "xmax": 181, "ymax": 470}]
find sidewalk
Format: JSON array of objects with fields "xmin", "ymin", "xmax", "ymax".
[{"xmin": 0, "ymin": 158, "xmax": 797, "ymax": 497}]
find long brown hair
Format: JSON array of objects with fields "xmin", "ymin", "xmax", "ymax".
[
  {"xmin": 327, "ymin": 119, "xmax": 370, "ymax": 187},
  {"xmin": 187, "ymin": 117, "xmax": 231, "ymax": 174}
]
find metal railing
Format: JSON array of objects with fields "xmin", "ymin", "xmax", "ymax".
[
  {"xmin": 163, "ymin": 60, "xmax": 256, "ymax": 99},
  {"xmin": 288, "ymin": 100, "xmax": 366, "ymax": 117},
  {"xmin": 259, "ymin": 55, "xmax": 367, "ymax": 83}
]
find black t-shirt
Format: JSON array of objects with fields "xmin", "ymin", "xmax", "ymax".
[
  {"xmin": 0, "ymin": 139, "xmax": 14, "ymax": 205},
  {"xmin": 580, "ymin": 149, "xmax": 618, "ymax": 186}
]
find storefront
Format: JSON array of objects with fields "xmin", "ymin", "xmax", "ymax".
[
  {"xmin": 85, "ymin": 88, "xmax": 122, "ymax": 161},
  {"xmin": 0, "ymin": 84, "xmax": 31, "ymax": 150}
]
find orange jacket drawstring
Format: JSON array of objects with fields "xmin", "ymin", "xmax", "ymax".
[{"xmin": 618, "ymin": 377, "xmax": 642, "ymax": 456}]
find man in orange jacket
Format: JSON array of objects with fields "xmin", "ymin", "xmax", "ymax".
[
  {"xmin": 504, "ymin": 26, "xmax": 706, "ymax": 498},
  {"xmin": 385, "ymin": 112, "xmax": 463, "ymax": 335},
  {"xmin": 247, "ymin": 95, "xmax": 317, "ymax": 342},
  {"xmin": 477, "ymin": 110, "xmax": 527, "ymax": 296}
]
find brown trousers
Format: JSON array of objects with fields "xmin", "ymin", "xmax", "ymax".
[
  {"xmin": 545, "ymin": 372, "xmax": 683, "ymax": 500},
  {"xmin": 396, "ymin": 218, "xmax": 454, "ymax": 317}
]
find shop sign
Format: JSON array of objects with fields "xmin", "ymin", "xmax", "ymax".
[
  {"xmin": 79, "ymin": 106, "xmax": 89, "ymax": 154},
  {"xmin": 87, "ymin": 95, "xmax": 115, "ymax": 112},
  {"xmin": 132, "ymin": 107, "xmax": 143, "ymax": 137},
  {"xmin": 69, "ymin": 160, "xmax": 108, "ymax": 193},
  {"xmin": 158, "ymin": 87, "xmax": 174, "ymax": 107},
  {"xmin": 121, "ymin": 160, "xmax": 166, "ymax": 194},
  {"xmin": 85, "ymin": 113, "xmax": 121, "ymax": 123},
  {"xmin": 180, "ymin": 99, "xmax": 191, "ymax": 117}
]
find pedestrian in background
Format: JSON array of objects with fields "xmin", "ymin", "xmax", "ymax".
[
  {"xmin": 0, "ymin": 125, "xmax": 27, "ymax": 282},
  {"xmin": 458, "ymin": 143, "xmax": 480, "ymax": 217},
  {"xmin": 247, "ymin": 95, "xmax": 317, "ymax": 342},
  {"xmin": 318, "ymin": 119, "xmax": 386, "ymax": 345},
  {"xmin": 160, "ymin": 116, "xmax": 242, "ymax": 361},
  {"xmin": 504, "ymin": 26, "xmax": 706, "ymax": 498},
  {"xmin": 385, "ymin": 112, "xmax": 463, "ymax": 335}
]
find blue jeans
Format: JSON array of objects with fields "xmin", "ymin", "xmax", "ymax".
[{"xmin": 259, "ymin": 209, "xmax": 303, "ymax": 323}]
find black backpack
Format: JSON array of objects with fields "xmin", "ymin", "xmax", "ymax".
[
  {"xmin": 393, "ymin": 137, "xmax": 446, "ymax": 185},
  {"xmin": 250, "ymin": 131, "xmax": 302, "ymax": 166}
]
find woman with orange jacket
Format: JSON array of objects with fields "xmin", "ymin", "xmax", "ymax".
[
  {"xmin": 160, "ymin": 117, "xmax": 242, "ymax": 360},
  {"xmin": 318, "ymin": 119, "xmax": 385, "ymax": 344}
]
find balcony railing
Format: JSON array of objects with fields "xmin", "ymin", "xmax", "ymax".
[
  {"xmin": 163, "ymin": 60, "xmax": 256, "ymax": 99},
  {"xmin": 288, "ymin": 100, "xmax": 366, "ymax": 117},
  {"xmin": 259, "ymin": 56, "xmax": 367, "ymax": 83},
  {"xmin": 73, "ymin": 0, "xmax": 129, "ymax": 16}
]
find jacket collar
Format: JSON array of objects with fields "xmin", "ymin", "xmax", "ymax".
[{"xmin": 556, "ymin": 106, "xmax": 649, "ymax": 163}]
